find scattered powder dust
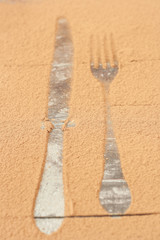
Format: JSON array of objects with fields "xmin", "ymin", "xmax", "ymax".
[
  {"xmin": 0, "ymin": 0, "xmax": 160, "ymax": 239},
  {"xmin": 43, "ymin": 118, "xmax": 54, "ymax": 133}
]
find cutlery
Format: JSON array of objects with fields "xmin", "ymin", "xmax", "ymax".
[
  {"xmin": 90, "ymin": 35, "xmax": 131, "ymax": 214},
  {"xmin": 34, "ymin": 18, "xmax": 73, "ymax": 234}
]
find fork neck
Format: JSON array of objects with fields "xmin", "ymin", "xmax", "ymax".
[
  {"xmin": 104, "ymin": 81, "xmax": 110, "ymax": 90},
  {"xmin": 104, "ymin": 81, "xmax": 110, "ymax": 95}
]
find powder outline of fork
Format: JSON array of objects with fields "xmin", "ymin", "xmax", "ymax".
[{"xmin": 90, "ymin": 34, "xmax": 131, "ymax": 214}]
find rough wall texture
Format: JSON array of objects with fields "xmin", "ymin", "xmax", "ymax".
[{"xmin": 0, "ymin": 0, "xmax": 160, "ymax": 239}]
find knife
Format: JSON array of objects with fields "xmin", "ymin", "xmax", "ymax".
[{"xmin": 34, "ymin": 18, "xmax": 73, "ymax": 235}]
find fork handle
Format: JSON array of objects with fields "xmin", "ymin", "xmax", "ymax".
[{"xmin": 99, "ymin": 87, "xmax": 131, "ymax": 214}]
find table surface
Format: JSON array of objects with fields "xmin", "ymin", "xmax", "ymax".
[{"xmin": 0, "ymin": 0, "xmax": 160, "ymax": 239}]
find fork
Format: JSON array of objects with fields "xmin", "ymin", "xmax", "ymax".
[{"xmin": 90, "ymin": 35, "xmax": 131, "ymax": 214}]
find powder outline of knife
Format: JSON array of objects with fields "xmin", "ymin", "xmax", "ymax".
[{"xmin": 34, "ymin": 18, "xmax": 73, "ymax": 235}]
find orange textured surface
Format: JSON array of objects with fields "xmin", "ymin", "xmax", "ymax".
[{"xmin": 0, "ymin": 0, "xmax": 160, "ymax": 238}]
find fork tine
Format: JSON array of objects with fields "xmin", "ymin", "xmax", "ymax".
[
  {"xmin": 90, "ymin": 35, "xmax": 94, "ymax": 67},
  {"xmin": 97, "ymin": 35, "xmax": 103, "ymax": 68},
  {"xmin": 110, "ymin": 33, "xmax": 118, "ymax": 67},
  {"xmin": 104, "ymin": 34, "xmax": 110, "ymax": 67}
]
